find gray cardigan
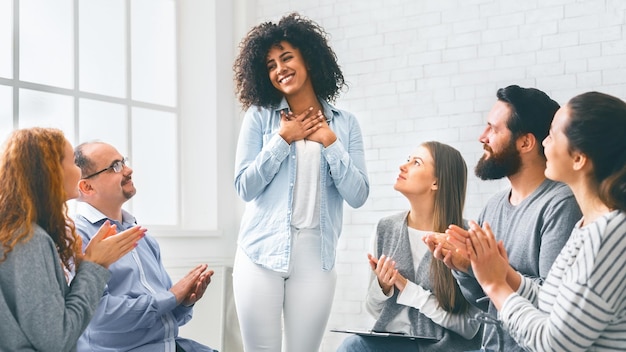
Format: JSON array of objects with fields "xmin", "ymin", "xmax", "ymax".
[
  {"xmin": 372, "ymin": 211, "xmax": 481, "ymax": 351},
  {"xmin": 0, "ymin": 224, "xmax": 110, "ymax": 351}
]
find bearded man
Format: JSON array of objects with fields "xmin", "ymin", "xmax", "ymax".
[{"xmin": 428, "ymin": 85, "xmax": 582, "ymax": 352}]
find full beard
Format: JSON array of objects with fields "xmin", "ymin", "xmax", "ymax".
[{"xmin": 474, "ymin": 140, "xmax": 522, "ymax": 180}]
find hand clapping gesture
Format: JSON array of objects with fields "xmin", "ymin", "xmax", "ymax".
[
  {"xmin": 82, "ymin": 220, "xmax": 147, "ymax": 269},
  {"xmin": 367, "ymin": 253, "xmax": 408, "ymax": 295},
  {"xmin": 170, "ymin": 264, "xmax": 214, "ymax": 306},
  {"xmin": 447, "ymin": 221, "xmax": 519, "ymax": 309},
  {"xmin": 423, "ymin": 231, "xmax": 471, "ymax": 273}
]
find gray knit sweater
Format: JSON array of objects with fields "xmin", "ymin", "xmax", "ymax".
[
  {"xmin": 0, "ymin": 224, "xmax": 110, "ymax": 351},
  {"xmin": 372, "ymin": 211, "xmax": 481, "ymax": 351},
  {"xmin": 454, "ymin": 179, "xmax": 582, "ymax": 352}
]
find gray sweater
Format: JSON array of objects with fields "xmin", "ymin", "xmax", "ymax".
[
  {"xmin": 0, "ymin": 224, "xmax": 110, "ymax": 351},
  {"xmin": 373, "ymin": 211, "xmax": 481, "ymax": 351},
  {"xmin": 454, "ymin": 179, "xmax": 581, "ymax": 352}
]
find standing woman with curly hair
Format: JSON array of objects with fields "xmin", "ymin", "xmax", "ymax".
[
  {"xmin": 233, "ymin": 12, "xmax": 369, "ymax": 352},
  {"xmin": 0, "ymin": 127, "xmax": 146, "ymax": 351}
]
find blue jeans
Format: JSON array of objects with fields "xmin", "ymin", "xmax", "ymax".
[{"xmin": 336, "ymin": 335, "xmax": 420, "ymax": 352}]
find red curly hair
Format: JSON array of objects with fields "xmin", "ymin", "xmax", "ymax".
[{"xmin": 0, "ymin": 127, "xmax": 82, "ymax": 272}]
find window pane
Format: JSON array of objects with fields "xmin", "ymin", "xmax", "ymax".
[
  {"xmin": 131, "ymin": 108, "xmax": 177, "ymax": 225},
  {"xmin": 78, "ymin": 98, "xmax": 127, "ymax": 152},
  {"xmin": 20, "ymin": 0, "xmax": 73, "ymax": 88},
  {"xmin": 79, "ymin": 0, "xmax": 125, "ymax": 97},
  {"xmin": 131, "ymin": 0, "xmax": 176, "ymax": 106},
  {"xmin": 19, "ymin": 89, "xmax": 74, "ymax": 137},
  {"xmin": 0, "ymin": 0, "xmax": 12, "ymax": 78},
  {"xmin": 0, "ymin": 86, "xmax": 12, "ymax": 142}
]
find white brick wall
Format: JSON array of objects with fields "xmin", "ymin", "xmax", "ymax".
[{"xmin": 249, "ymin": 1, "xmax": 626, "ymax": 350}]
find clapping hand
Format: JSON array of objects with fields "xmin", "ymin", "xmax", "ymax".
[
  {"xmin": 183, "ymin": 267, "xmax": 214, "ymax": 307},
  {"xmin": 462, "ymin": 222, "xmax": 510, "ymax": 291},
  {"xmin": 170, "ymin": 264, "xmax": 214, "ymax": 306},
  {"xmin": 82, "ymin": 221, "xmax": 146, "ymax": 269},
  {"xmin": 423, "ymin": 231, "xmax": 471, "ymax": 273},
  {"xmin": 367, "ymin": 253, "xmax": 408, "ymax": 294}
]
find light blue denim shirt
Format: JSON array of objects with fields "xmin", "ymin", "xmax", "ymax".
[
  {"xmin": 74, "ymin": 202, "xmax": 216, "ymax": 352},
  {"xmin": 234, "ymin": 98, "xmax": 369, "ymax": 272}
]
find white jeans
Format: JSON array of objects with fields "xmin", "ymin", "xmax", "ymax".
[{"xmin": 233, "ymin": 228, "xmax": 337, "ymax": 352}]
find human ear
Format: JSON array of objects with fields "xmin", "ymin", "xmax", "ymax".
[
  {"xmin": 77, "ymin": 179, "xmax": 94, "ymax": 194},
  {"xmin": 519, "ymin": 133, "xmax": 536, "ymax": 152},
  {"xmin": 572, "ymin": 152, "xmax": 588, "ymax": 172}
]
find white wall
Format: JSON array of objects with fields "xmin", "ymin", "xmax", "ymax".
[{"xmin": 232, "ymin": 1, "xmax": 626, "ymax": 351}]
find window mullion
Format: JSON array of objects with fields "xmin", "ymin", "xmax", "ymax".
[
  {"xmin": 73, "ymin": 0, "xmax": 79, "ymax": 142},
  {"xmin": 12, "ymin": 0, "xmax": 19, "ymax": 129}
]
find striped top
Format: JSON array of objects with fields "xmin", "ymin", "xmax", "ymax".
[{"xmin": 500, "ymin": 210, "xmax": 626, "ymax": 351}]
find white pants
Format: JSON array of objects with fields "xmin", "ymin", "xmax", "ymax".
[{"xmin": 233, "ymin": 228, "xmax": 337, "ymax": 352}]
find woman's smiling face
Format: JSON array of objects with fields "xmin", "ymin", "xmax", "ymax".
[
  {"xmin": 542, "ymin": 105, "xmax": 574, "ymax": 184},
  {"xmin": 266, "ymin": 41, "xmax": 311, "ymax": 98}
]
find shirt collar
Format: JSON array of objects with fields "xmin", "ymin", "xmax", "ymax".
[
  {"xmin": 76, "ymin": 201, "xmax": 136, "ymax": 226},
  {"xmin": 274, "ymin": 97, "xmax": 339, "ymax": 123}
]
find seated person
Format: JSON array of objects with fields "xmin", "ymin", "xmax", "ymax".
[
  {"xmin": 453, "ymin": 92, "xmax": 626, "ymax": 351},
  {"xmin": 0, "ymin": 128, "xmax": 144, "ymax": 351},
  {"xmin": 74, "ymin": 141, "xmax": 216, "ymax": 352},
  {"xmin": 337, "ymin": 142, "xmax": 482, "ymax": 352},
  {"xmin": 425, "ymin": 85, "xmax": 581, "ymax": 352}
]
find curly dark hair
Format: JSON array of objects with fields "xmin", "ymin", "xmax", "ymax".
[{"xmin": 234, "ymin": 12, "xmax": 346, "ymax": 110}]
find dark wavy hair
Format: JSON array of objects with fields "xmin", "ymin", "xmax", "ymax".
[
  {"xmin": 566, "ymin": 92, "xmax": 626, "ymax": 211},
  {"xmin": 234, "ymin": 12, "xmax": 346, "ymax": 110},
  {"xmin": 0, "ymin": 128, "xmax": 81, "ymax": 272}
]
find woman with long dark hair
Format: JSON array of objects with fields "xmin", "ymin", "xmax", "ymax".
[{"xmin": 338, "ymin": 141, "xmax": 481, "ymax": 351}]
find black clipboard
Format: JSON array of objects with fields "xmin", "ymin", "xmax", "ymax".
[{"xmin": 330, "ymin": 328, "xmax": 438, "ymax": 341}]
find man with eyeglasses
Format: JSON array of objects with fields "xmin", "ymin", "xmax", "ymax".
[{"xmin": 73, "ymin": 141, "xmax": 217, "ymax": 352}]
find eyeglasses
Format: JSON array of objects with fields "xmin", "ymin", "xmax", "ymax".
[{"xmin": 82, "ymin": 157, "xmax": 128, "ymax": 179}]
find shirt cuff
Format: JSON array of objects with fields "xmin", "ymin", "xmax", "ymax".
[
  {"xmin": 368, "ymin": 279, "xmax": 394, "ymax": 303},
  {"xmin": 517, "ymin": 272, "xmax": 526, "ymax": 293},
  {"xmin": 267, "ymin": 133, "xmax": 290, "ymax": 161},
  {"xmin": 396, "ymin": 281, "xmax": 429, "ymax": 309},
  {"xmin": 322, "ymin": 138, "xmax": 344, "ymax": 165},
  {"xmin": 152, "ymin": 290, "xmax": 179, "ymax": 315},
  {"xmin": 499, "ymin": 291, "xmax": 522, "ymax": 321}
]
